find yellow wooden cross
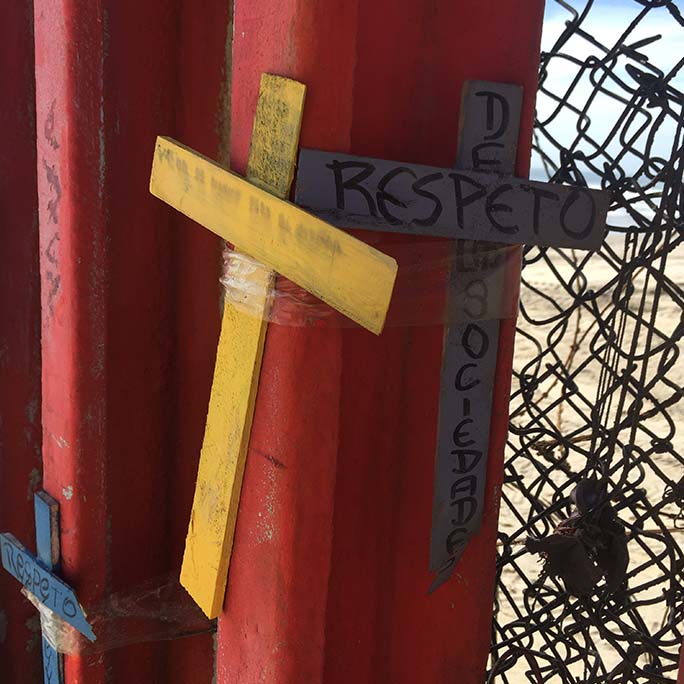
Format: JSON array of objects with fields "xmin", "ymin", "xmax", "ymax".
[{"xmin": 149, "ymin": 74, "xmax": 398, "ymax": 618}]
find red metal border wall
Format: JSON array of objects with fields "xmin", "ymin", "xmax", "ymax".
[
  {"xmin": 0, "ymin": 2, "xmax": 42, "ymax": 682},
  {"xmin": 33, "ymin": 1, "xmax": 230, "ymax": 681},
  {"xmin": 220, "ymin": 1, "xmax": 544, "ymax": 682}
]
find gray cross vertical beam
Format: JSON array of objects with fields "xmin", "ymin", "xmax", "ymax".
[{"xmin": 429, "ymin": 82, "xmax": 522, "ymax": 591}]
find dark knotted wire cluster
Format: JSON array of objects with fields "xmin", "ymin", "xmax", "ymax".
[{"xmin": 489, "ymin": 1, "xmax": 684, "ymax": 682}]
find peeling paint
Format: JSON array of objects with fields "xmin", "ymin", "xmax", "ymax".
[
  {"xmin": 255, "ymin": 467, "xmax": 277, "ymax": 544},
  {"xmin": 42, "ymin": 159, "xmax": 62, "ymax": 225},
  {"xmin": 216, "ymin": 15, "xmax": 233, "ymax": 168},
  {"xmin": 27, "ymin": 467, "xmax": 40, "ymax": 501},
  {"xmin": 44, "ymin": 231, "xmax": 61, "ymax": 319},
  {"xmin": 62, "ymin": 485, "xmax": 73, "ymax": 500},
  {"xmin": 49, "ymin": 433, "xmax": 69, "ymax": 449},
  {"xmin": 44, "ymin": 99, "xmax": 60, "ymax": 150}
]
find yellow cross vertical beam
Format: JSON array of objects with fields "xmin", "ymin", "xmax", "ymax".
[{"xmin": 180, "ymin": 74, "xmax": 306, "ymax": 618}]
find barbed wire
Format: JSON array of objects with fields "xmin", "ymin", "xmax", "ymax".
[{"xmin": 489, "ymin": 1, "xmax": 684, "ymax": 682}]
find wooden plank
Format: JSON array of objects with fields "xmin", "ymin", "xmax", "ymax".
[
  {"xmin": 181, "ymin": 279, "xmax": 272, "ymax": 617},
  {"xmin": 429, "ymin": 251, "xmax": 508, "ymax": 589},
  {"xmin": 34, "ymin": 492, "xmax": 63, "ymax": 684},
  {"xmin": 150, "ymin": 136, "xmax": 398, "ymax": 335},
  {"xmin": 294, "ymin": 148, "xmax": 609, "ymax": 250},
  {"xmin": 246, "ymin": 73, "xmax": 306, "ymax": 197},
  {"xmin": 430, "ymin": 81, "xmax": 522, "ymax": 592},
  {"xmin": 180, "ymin": 74, "xmax": 304, "ymax": 618},
  {"xmin": 0, "ymin": 533, "xmax": 96, "ymax": 641}
]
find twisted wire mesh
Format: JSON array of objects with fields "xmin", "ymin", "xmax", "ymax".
[{"xmin": 489, "ymin": 1, "xmax": 684, "ymax": 682}]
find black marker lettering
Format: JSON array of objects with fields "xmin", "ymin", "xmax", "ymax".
[
  {"xmin": 476, "ymin": 90, "xmax": 510, "ymax": 140},
  {"xmin": 450, "ymin": 475, "xmax": 476, "ymax": 498},
  {"xmin": 524, "ymin": 184, "xmax": 559, "ymax": 235},
  {"xmin": 62, "ymin": 597, "xmax": 77, "ymax": 619},
  {"xmin": 486, "ymin": 183, "xmax": 518, "ymax": 234},
  {"xmin": 454, "ymin": 363, "xmax": 479, "ymax": 391},
  {"xmin": 472, "ymin": 142, "xmax": 505, "ymax": 171},
  {"xmin": 437, "ymin": 556, "xmax": 455, "ymax": 573},
  {"xmin": 560, "ymin": 187, "xmax": 596, "ymax": 240},
  {"xmin": 40, "ymin": 577, "xmax": 50, "ymax": 602},
  {"xmin": 2, "ymin": 541, "xmax": 15, "ymax": 574},
  {"xmin": 52, "ymin": 585, "xmax": 62, "ymax": 608},
  {"xmin": 462, "ymin": 323, "xmax": 489, "ymax": 360},
  {"xmin": 452, "ymin": 419, "xmax": 475, "ymax": 448},
  {"xmin": 412, "ymin": 172, "xmax": 444, "ymax": 226},
  {"xmin": 16, "ymin": 552, "xmax": 24, "ymax": 581},
  {"xmin": 451, "ymin": 497, "xmax": 478, "ymax": 525},
  {"xmin": 45, "ymin": 647, "xmax": 54, "ymax": 683},
  {"xmin": 451, "ymin": 449, "xmax": 482, "ymax": 473},
  {"xmin": 325, "ymin": 160, "xmax": 378, "ymax": 216},
  {"xmin": 376, "ymin": 167, "xmax": 414, "ymax": 225},
  {"xmin": 449, "ymin": 173, "xmax": 487, "ymax": 229},
  {"xmin": 446, "ymin": 528, "xmax": 468, "ymax": 555}
]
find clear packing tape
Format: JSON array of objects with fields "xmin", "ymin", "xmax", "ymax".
[
  {"xmin": 18, "ymin": 242, "xmax": 517, "ymax": 657},
  {"xmin": 23, "ymin": 574, "xmax": 214, "ymax": 655},
  {"xmin": 222, "ymin": 237, "xmax": 520, "ymax": 328}
]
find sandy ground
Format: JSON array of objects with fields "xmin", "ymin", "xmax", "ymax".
[{"xmin": 494, "ymin": 230, "xmax": 684, "ymax": 681}]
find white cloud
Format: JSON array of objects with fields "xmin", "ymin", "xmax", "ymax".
[{"xmin": 534, "ymin": 0, "xmax": 684, "ymax": 180}]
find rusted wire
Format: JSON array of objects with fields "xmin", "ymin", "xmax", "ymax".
[{"xmin": 489, "ymin": 1, "xmax": 684, "ymax": 682}]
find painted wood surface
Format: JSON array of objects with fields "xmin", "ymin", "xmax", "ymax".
[
  {"xmin": 34, "ymin": 492, "xmax": 64, "ymax": 684},
  {"xmin": 180, "ymin": 281, "xmax": 272, "ymax": 618},
  {"xmin": 180, "ymin": 74, "xmax": 305, "ymax": 618},
  {"xmin": 295, "ymin": 149, "xmax": 609, "ymax": 250},
  {"xmin": 0, "ymin": 533, "xmax": 95, "ymax": 641},
  {"xmin": 430, "ymin": 82, "xmax": 523, "ymax": 591},
  {"xmin": 150, "ymin": 137, "xmax": 398, "ymax": 335}
]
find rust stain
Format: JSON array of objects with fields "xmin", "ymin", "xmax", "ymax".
[
  {"xmin": 44, "ymin": 99, "xmax": 60, "ymax": 151},
  {"xmin": 42, "ymin": 159, "xmax": 61, "ymax": 225},
  {"xmin": 45, "ymin": 232, "xmax": 60, "ymax": 318}
]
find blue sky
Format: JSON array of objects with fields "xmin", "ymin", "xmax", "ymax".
[{"xmin": 532, "ymin": 0, "xmax": 684, "ymax": 226}]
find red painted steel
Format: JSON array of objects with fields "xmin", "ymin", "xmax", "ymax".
[
  {"xmin": 0, "ymin": 2, "xmax": 42, "ymax": 682},
  {"xmin": 33, "ymin": 1, "xmax": 229, "ymax": 682},
  {"xmin": 220, "ymin": 1, "xmax": 544, "ymax": 682}
]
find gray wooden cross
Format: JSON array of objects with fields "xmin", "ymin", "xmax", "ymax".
[{"xmin": 294, "ymin": 80, "xmax": 610, "ymax": 591}]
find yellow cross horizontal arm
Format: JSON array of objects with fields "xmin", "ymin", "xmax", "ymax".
[{"xmin": 150, "ymin": 136, "xmax": 398, "ymax": 335}]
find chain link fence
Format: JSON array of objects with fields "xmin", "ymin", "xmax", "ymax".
[{"xmin": 489, "ymin": 1, "xmax": 684, "ymax": 682}]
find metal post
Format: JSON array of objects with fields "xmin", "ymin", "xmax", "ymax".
[
  {"xmin": 219, "ymin": 1, "xmax": 544, "ymax": 682},
  {"xmin": 33, "ymin": 1, "xmax": 230, "ymax": 681},
  {"xmin": 0, "ymin": 2, "xmax": 42, "ymax": 681}
]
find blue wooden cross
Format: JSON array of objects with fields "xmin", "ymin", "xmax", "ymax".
[{"xmin": 0, "ymin": 491, "xmax": 96, "ymax": 684}]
